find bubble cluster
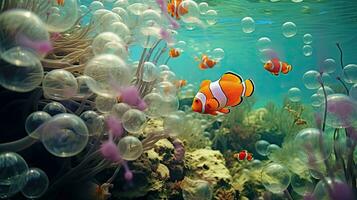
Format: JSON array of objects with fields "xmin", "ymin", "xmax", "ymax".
[
  {"xmin": 118, "ymin": 136, "xmax": 143, "ymax": 161},
  {"xmin": 261, "ymin": 163, "xmax": 291, "ymax": 193},
  {"xmin": 40, "ymin": 113, "xmax": 89, "ymax": 157}
]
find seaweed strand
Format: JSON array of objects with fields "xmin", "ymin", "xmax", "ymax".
[{"xmin": 336, "ymin": 43, "xmax": 350, "ymax": 95}]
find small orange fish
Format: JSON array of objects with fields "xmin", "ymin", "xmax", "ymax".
[
  {"xmin": 195, "ymin": 54, "xmax": 217, "ymax": 69},
  {"xmin": 169, "ymin": 48, "xmax": 181, "ymax": 58},
  {"xmin": 264, "ymin": 58, "xmax": 292, "ymax": 76},
  {"xmin": 192, "ymin": 72, "xmax": 255, "ymax": 115},
  {"xmin": 234, "ymin": 150, "xmax": 253, "ymax": 161},
  {"xmin": 167, "ymin": 0, "xmax": 189, "ymax": 20},
  {"xmin": 56, "ymin": 0, "xmax": 65, "ymax": 6},
  {"xmin": 175, "ymin": 80, "xmax": 187, "ymax": 88}
]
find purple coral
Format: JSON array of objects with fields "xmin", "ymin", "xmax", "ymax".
[
  {"xmin": 172, "ymin": 138, "xmax": 185, "ymax": 161},
  {"xmin": 106, "ymin": 115, "xmax": 124, "ymax": 138},
  {"xmin": 100, "ymin": 140, "xmax": 122, "ymax": 162},
  {"xmin": 120, "ymin": 86, "xmax": 141, "ymax": 106}
]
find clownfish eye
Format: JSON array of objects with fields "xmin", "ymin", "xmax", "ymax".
[{"xmin": 194, "ymin": 99, "xmax": 199, "ymax": 103}]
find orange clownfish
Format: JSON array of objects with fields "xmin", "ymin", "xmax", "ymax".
[
  {"xmin": 175, "ymin": 80, "xmax": 187, "ymax": 88},
  {"xmin": 167, "ymin": 0, "xmax": 188, "ymax": 20},
  {"xmin": 195, "ymin": 54, "xmax": 217, "ymax": 70},
  {"xmin": 56, "ymin": 0, "xmax": 65, "ymax": 6},
  {"xmin": 234, "ymin": 150, "xmax": 253, "ymax": 161},
  {"xmin": 264, "ymin": 58, "xmax": 292, "ymax": 76},
  {"xmin": 192, "ymin": 72, "xmax": 255, "ymax": 115},
  {"xmin": 169, "ymin": 48, "xmax": 181, "ymax": 58}
]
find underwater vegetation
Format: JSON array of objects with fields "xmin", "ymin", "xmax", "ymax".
[{"xmin": 0, "ymin": 0, "xmax": 356, "ymax": 200}]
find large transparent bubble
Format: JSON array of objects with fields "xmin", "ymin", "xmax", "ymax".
[
  {"xmin": 84, "ymin": 54, "xmax": 131, "ymax": 98},
  {"xmin": 25, "ymin": 111, "xmax": 52, "ymax": 139},
  {"xmin": 267, "ymin": 144, "xmax": 281, "ymax": 158},
  {"xmin": 80, "ymin": 111, "xmax": 103, "ymax": 136},
  {"xmin": 142, "ymin": 62, "xmax": 159, "ymax": 82},
  {"xmin": 96, "ymin": 12, "xmax": 122, "ymax": 33},
  {"xmin": 143, "ymin": 92, "xmax": 164, "ymax": 118},
  {"xmin": 313, "ymin": 177, "xmax": 351, "ymax": 200},
  {"xmin": 343, "ymin": 64, "xmax": 357, "ymax": 84},
  {"xmin": 21, "ymin": 168, "xmax": 49, "ymax": 199},
  {"xmin": 92, "ymin": 32, "xmax": 123, "ymax": 55},
  {"xmin": 160, "ymin": 95, "xmax": 179, "ymax": 116},
  {"xmin": 261, "ymin": 163, "xmax": 291, "ymax": 193},
  {"xmin": 40, "ymin": 113, "xmax": 89, "ymax": 157},
  {"xmin": 118, "ymin": 136, "xmax": 143, "ymax": 161},
  {"xmin": 255, "ymin": 140, "xmax": 270, "ymax": 156},
  {"xmin": 163, "ymin": 113, "xmax": 186, "ymax": 136},
  {"xmin": 0, "ymin": 47, "xmax": 44, "ymax": 92},
  {"xmin": 140, "ymin": 9, "xmax": 162, "ymax": 27},
  {"xmin": 317, "ymin": 86, "xmax": 334, "ymax": 97},
  {"xmin": 323, "ymin": 94, "xmax": 357, "ymax": 128},
  {"xmin": 241, "ymin": 17, "xmax": 255, "ymax": 33},
  {"xmin": 89, "ymin": 1, "xmax": 104, "ymax": 12},
  {"xmin": 112, "ymin": 7, "xmax": 129, "ymax": 24},
  {"xmin": 303, "ymin": 45, "xmax": 313, "ymax": 57},
  {"xmin": 95, "ymin": 95, "xmax": 117, "ymax": 113},
  {"xmin": 75, "ymin": 75, "xmax": 93, "ymax": 98},
  {"xmin": 320, "ymin": 58, "xmax": 337, "ymax": 74},
  {"xmin": 42, "ymin": 69, "xmax": 78, "ymax": 100},
  {"xmin": 0, "ymin": 10, "xmax": 50, "ymax": 56},
  {"xmin": 137, "ymin": 27, "xmax": 161, "ymax": 48},
  {"xmin": 43, "ymin": 101, "xmax": 67, "ymax": 116},
  {"xmin": 40, "ymin": 0, "xmax": 79, "ymax": 32},
  {"xmin": 121, "ymin": 109, "xmax": 147, "ymax": 133},
  {"xmin": 302, "ymin": 70, "xmax": 321, "ymax": 89},
  {"xmin": 257, "ymin": 37, "xmax": 272, "ymax": 52},
  {"xmin": 159, "ymin": 71, "xmax": 177, "ymax": 82},
  {"xmin": 294, "ymin": 128, "xmax": 332, "ymax": 167},
  {"xmin": 282, "ymin": 22, "xmax": 297, "ymax": 38},
  {"xmin": 102, "ymin": 41, "xmax": 128, "ymax": 59},
  {"xmin": 311, "ymin": 93, "xmax": 323, "ymax": 108},
  {"xmin": 288, "ymin": 87, "xmax": 302, "ymax": 102},
  {"xmin": 291, "ymin": 172, "xmax": 314, "ymax": 196},
  {"xmin": 303, "ymin": 34, "xmax": 313, "ymax": 44},
  {"xmin": 178, "ymin": 0, "xmax": 200, "ymax": 23},
  {"xmin": 108, "ymin": 21, "xmax": 131, "ymax": 42},
  {"xmin": 0, "ymin": 152, "xmax": 28, "ymax": 198}
]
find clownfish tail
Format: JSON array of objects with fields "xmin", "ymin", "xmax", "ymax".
[{"xmin": 244, "ymin": 79, "xmax": 255, "ymax": 97}]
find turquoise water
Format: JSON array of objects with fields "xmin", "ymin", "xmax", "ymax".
[{"xmin": 168, "ymin": 0, "xmax": 357, "ymax": 107}]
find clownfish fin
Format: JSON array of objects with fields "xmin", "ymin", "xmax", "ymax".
[
  {"xmin": 232, "ymin": 97, "xmax": 243, "ymax": 107},
  {"xmin": 200, "ymin": 80, "xmax": 211, "ymax": 88},
  {"xmin": 218, "ymin": 107, "xmax": 230, "ymax": 114},
  {"xmin": 221, "ymin": 71, "xmax": 242, "ymax": 83},
  {"xmin": 206, "ymin": 99, "xmax": 219, "ymax": 110},
  {"xmin": 244, "ymin": 79, "xmax": 255, "ymax": 97}
]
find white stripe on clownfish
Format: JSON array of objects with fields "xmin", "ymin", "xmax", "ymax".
[
  {"xmin": 195, "ymin": 92, "xmax": 206, "ymax": 113},
  {"xmin": 241, "ymin": 81, "xmax": 246, "ymax": 97},
  {"xmin": 209, "ymin": 80, "xmax": 227, "ymax": 110}
]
